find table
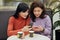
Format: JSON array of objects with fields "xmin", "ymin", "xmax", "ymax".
[{"xmin": 7, "ymin": 34, "xmax": 50, "ymax": 40}]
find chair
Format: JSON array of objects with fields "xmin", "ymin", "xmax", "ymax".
[{"xmin": 0, "ymin": 10, "xmax": 15, "ymax": 40}]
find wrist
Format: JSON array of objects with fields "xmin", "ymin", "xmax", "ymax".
[
  {"xmin": 21, "ymin": 29, "xmax": 24, "ymax": 32},
  {"xmin": 42, "ymin": 28, "xmax": 45, "ymax": 32}
]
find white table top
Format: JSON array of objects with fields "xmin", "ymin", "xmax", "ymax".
[{"xmin": 7, "ymin": 34, "xmax": 50, "ymax": 40}]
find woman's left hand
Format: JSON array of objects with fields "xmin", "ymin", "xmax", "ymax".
[{"xmin": 32, "ymin": 26, "xmax": 44, "ymax": 32}]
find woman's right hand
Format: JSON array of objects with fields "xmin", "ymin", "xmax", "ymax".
[{"xmin": 22, "ymin": 26, "xmax": 32, "ymax": 32}]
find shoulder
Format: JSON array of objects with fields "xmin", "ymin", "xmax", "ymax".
[
  {"xmin": 45, "ymin": 15, "xmax": 50, "ymax": 19},
  {"xmin": 44, "ymin": 15, "xmax": 51, "ymax": 21},
  {"xmin": 9, "ymin": 16, "xmax": 15, "ymax": 20}
]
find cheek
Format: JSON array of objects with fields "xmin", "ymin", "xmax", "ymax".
[
  {"xmin": 19, "ymin": 13, "xmax": 24, "ymax": 17},
  {"xmin": 41, "ymin": 10, "xmax": 43, "ymax": 13},
  {"xmin": 39, "ymin": 11, "xmax": 42, "ymax": 15},
  {"xmin": 19, "ymin": 13, "xmax": 21, "ymax": 16},
  {"xmin": 34, "ymin": 11, "xmax": 42, "ymax": 15},
  {"xmin": 38, "ymin": 10, "xmax": 43, "ymax": 15}
]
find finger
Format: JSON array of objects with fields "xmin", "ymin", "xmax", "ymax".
[
  {"xmin": 39, "ymin": 25, "xmax": 41, "ymax": 27},
  {"xmin": 34, "ymin": 29, "xmax": 38, "ymax": 31},
  {"xmin": 29, "ymin": 28, "xmax": 32, "ymax": 30},
  {"xmin": 21, "ymin": 33, "xmax": 25, "ymax": 39},
  {"xmin": 27, "ymin": 26, "xmax": 31, "ymax": 28}
]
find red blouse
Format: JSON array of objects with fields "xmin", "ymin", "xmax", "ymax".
[{"xmin": 7, "ymin": 16, "xmax": 30, "ymax": 36}]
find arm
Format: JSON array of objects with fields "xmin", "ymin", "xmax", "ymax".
[
  {"xmin": 24, "ymin": 17, "xmax": 31, "ymax": 35},
  {"xmin": 43, "ymin": 16, "xmax": 52, "ymax": 35},
  {"xmin": 7, "ymin": 17, "xmax": 22, "ymax": 36}
]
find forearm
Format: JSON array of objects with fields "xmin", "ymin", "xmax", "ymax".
[
  {"xmin": 7, "ymin": 29, "xmax": 22, "ymax": 36},
  {"xmin": 42, "ymin": 28, "xmax": 51, "ymax": 35},
  {"xmin": 7, "ymin": 29, "xmax": 29, "ymax": 36}
]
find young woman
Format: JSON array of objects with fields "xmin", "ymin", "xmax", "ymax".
[
  {"xmin": 29, "ymin": 2, "xmax": 51, "ymax": 39},
  {"xmin": 7, "ymin": 2, "xmax": 32, "ymax": 37}
]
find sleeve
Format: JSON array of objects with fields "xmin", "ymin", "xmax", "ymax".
[
  {"xmin": 7, "ymin": 17, "xmax": 22, "ymax": 36},
  {"xmin": 24, "ymin": 17, "xmax": 31, "ymax": 35},
  {"xmin": 43, "ymin": 16, "xmax": 52, "ymax": 35}
]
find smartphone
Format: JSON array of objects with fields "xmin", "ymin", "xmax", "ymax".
[{"xmin": 29, "ymin": 23, "xmax": 33, "ymax": 28}]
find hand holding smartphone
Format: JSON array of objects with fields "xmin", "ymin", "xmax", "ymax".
[{"xmin": 29, "ymin": 23, "xmax": 33, "ymax": 28}]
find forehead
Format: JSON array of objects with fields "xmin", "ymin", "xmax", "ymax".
[{"xmin": 34, "ymin": 7, "xmax": 42, "ymax": 10}]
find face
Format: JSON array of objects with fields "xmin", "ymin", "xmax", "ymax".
[
  {"xmin": 19, "ymin": 10, "xmax": 29, "ymax": 19},
  {"xmin": 33, "ymin": 7, "xmax": 43, "ymax": 17}
]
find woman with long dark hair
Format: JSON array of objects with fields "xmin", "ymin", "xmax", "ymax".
[
  {"xmin": 29, "ymin": 2, "xmax": 51, "ymax": 39},
  {"xmin": 7, "ymin": 2, "xmax": 32, "ymax": 37}
]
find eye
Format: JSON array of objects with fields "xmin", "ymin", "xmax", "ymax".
[{"xmin": 34, "ymin": 10, "xmax": 36, "ymax": 12}]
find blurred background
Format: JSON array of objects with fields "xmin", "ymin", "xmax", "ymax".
[
  {"xmin": 0, "ymin": 0, "xmax": 60, "ymax": 10},
  {"xmin": 0, "ymin": 0, "xmax": 60, "ymax": 40}
]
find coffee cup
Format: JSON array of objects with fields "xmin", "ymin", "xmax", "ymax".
[
  {"xmin": 17, "ymin": 32, "xmax": 23, "ymax": 38},
  {"xmin": 29, "ymin": 31, "xmax": 34, "ymax": 37}
]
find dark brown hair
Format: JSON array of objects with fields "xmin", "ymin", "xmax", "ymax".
[{"xmin": 29, "ymin": 2, "xmax": 46, "ymax": 22}]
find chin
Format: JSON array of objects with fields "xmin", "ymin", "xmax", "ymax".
[
  {"xmin": 35, "ymin": 15, "xmax": 39, "ymax": 17},
  {"xmin": 23, "ymin": 17, "xmax": 27, "ymax": 19}
]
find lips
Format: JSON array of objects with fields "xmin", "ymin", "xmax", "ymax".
[
  {"xmin": 23, "ymin": 16, "xmax": 27, "ymax": 18},
  {"xmin": 35, "ymin": 15, "xmax": 40, "ymax": 17}
]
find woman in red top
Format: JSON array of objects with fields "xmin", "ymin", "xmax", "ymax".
[{"xmin": 7, "ymin": 2, "xmax": 32, "ymax": 37}]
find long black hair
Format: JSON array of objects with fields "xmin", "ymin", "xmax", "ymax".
[
  {"xmin": 29, "ymin": 2, "xmax": 46, "ymax": 22},
  {"xmin": 13, "ymin": 2, "xmax": 29, "ymax": 19}
]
